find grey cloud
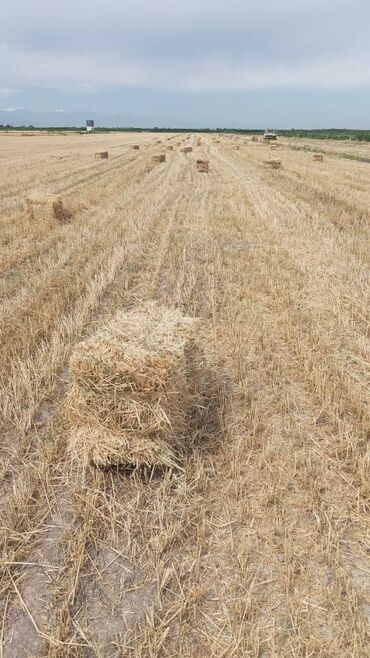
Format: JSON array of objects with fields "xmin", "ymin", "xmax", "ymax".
[{"xmin": 1, "ymin": 0, "xmax": 370, "ymax": 91}]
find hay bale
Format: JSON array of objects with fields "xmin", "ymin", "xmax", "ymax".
[
  {"xmin": 131, "ymin": 145, "xmax": 140, "ymax": 150},
  {"xmin": 66, "ymin": 305, "xmax": 202, "ymax": 471},
  {"xmin": 180, "ymin": 146, "xmax": 193, "ymax": 153},
  {"xmin": 251, "ymin": 136, "xmax": 258, "ymax": 142},
  {"xmin": 95, "ymin": 151, "xmax": 108, "ymax": 159},
  {"xmin": 263, "ymin": 159, "xmax": 282, "ymax": 170},
  {"xmin": 166, "ymin": 145, "xmax": 174, "ymax": 151},
  {"xmin": 313, "ymin": 153, "xmax": 324, "ymax": 162},
  {"xmin": 153, "ymin": 154, "xmax": 166, "ymax": 163},
  {"xmin": 196, "ymin": 159, "xmax": 209, "ymax": 173},
  {"xmin": 26, "ymin": 192, "xmax": 70, "ymax": 223}
]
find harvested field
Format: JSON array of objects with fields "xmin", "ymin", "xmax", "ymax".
[{"xmin": 0, "ymin": 130, "xmax": 369, "ymax": 657}]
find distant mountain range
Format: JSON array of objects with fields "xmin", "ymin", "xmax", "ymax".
[{"xmin": 0, "ymin": 108, "xmax": 230, "ymax": 130}]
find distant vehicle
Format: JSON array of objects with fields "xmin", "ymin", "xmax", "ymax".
[{"xmin": 263, "ymin": 131, "xmax": 277, "ymax": 141}]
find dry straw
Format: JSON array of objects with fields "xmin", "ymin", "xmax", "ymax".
[
  {"xmin": 26, "ymin": 192, "xmax": 71, "ymax": 223},
  {"xmin": 95, "ymin": 151, "xmax": 108, "ymax": 159},
  {"xmin": 153, "ymin": 154, "xmax": 166, "ymax": 163},
  {"xmin": 66, "ymin": 304, "xmax": 203, "ymax": 471},
  {"xmin": 180, "ymin": 146, "xmax": 193, "ymax": 153},
  {"xmin": 313, "ymin": 153, "xmax": 324, "ymax": 161}
]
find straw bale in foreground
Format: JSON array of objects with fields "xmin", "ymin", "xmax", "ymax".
[
  {"xmin": 153, "ymin": 154, "xmax": 166, "ymax": 163},
  {"xmin": 26, "ymin": 192, "xmax": 70, "ymax": 223},
  {"xmin": 67, "ymin": 305, "xmax": 201, "ymax": 470},
  {"xmin": 196, "ymin": 159, "xmax": 209, "ymax": 173},
  {"xmin": 263, "ymin": 158, "xmax": 282, "ymax": 169}
]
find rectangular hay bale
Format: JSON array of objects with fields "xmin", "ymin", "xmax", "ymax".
[
  {"xmin": 196, "ymin": 159, "xmax": 209, "ymax": 173},
  {"xmin": 153, "ymin": 154, "xmax": 166, "ymax": 163},
  {"xmin": 26, "ymin": 192, "xmax": 70, "ymax": 223},
  {"xmin": 66, "ymin": 305, "xmax": 201, "ymax": 470},
  {"xmin": 180, "ymin": 146, "xmax": 193, "ymax": 153},
  {"xmin": 263, "ymin": 158, "xmax": 282, "ymax": 169},
  {"xmin": 95, "ymin": 151, "xmax": 109, "ymax": 159}
]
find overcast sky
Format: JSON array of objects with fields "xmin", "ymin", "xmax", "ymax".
[{"xmin": 1, "ymin": 0, "xmax": 370, "ymax": 127}]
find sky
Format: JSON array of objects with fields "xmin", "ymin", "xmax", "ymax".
[{"xmin": 1, "ymin": 0, "xmax": 370, "ymax": 128}]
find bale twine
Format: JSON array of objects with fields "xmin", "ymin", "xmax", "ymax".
[
  {"xmin": 180, "ymin": 146, "xmax": 193, "ymax": 153},
  {"xmin": 196, "ymin": 159, "xmax": 209, "ymax": 173},
  {"xmin": 313, "ymin": 153, "xmax": 324, "ymax": 162},
  {"xmin": 263, "ymin": 159, "xmax": 282, "ymax": 170},
  {"xmin": 153, "ymin": 154, "xmax": 166, "ymax": 163},
  {"xmin": 66, "ymin": 304, "xmax": 202, "ymax": 471},
  {"xmin": 95, "ymin": 151, "xmax": 108, "ymax": 159},
  {"xmin": 26, "ymin": 192, "xmax": 71, "ymax": 223}
]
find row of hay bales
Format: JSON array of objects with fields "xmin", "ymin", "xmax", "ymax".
[
  {"xmin": 263, "ymin": 153, "xmax": 324, "ymax": 170},
  {"xmin": 67, "ymin": 304, "xmax": 204, "ymax": 472},
  {"xmin": 26, "ymin": 141, "xmax": 209, "ymax": 223},
  {"xmin": 152, "ymin": 152, "xmax": 210, "ymax": 174}
]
